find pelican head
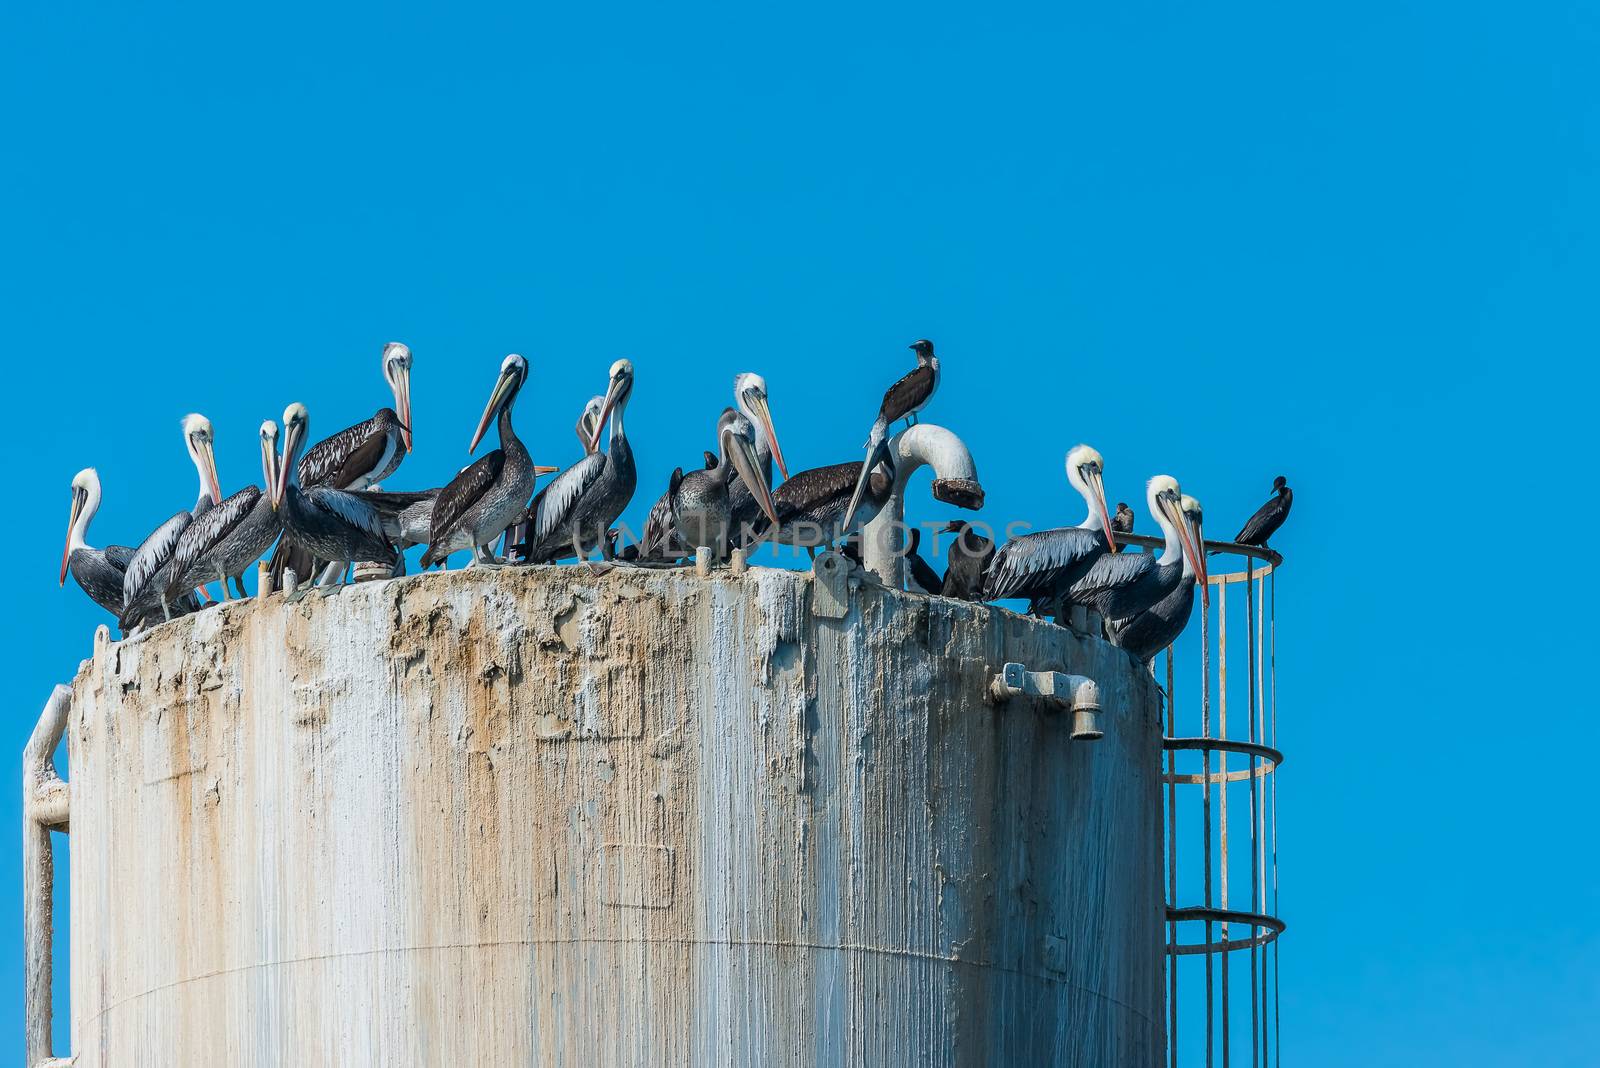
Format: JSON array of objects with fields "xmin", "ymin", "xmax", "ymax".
[
  {"xmin": 60, "ymin": 467, "xmax": 102, "ymax": 585},
  {"xmin": 470, "ymin": 354, "xmax": 529, "ymax": 453},
  {"xmin": 1065, "ymin": 444, "xmax": 1115, "ymax": 552},
  {"xmin": 274, "ymin": 402, "xmax": 310, "ymax": 508},
  {"xmin": 1146, "ymin": 475, "xmax": 1192, "ymax": 563},
  {"xmin": 734, "ymin": 371, "xmax": 788, "ymax": 480},
  {"xmin": 719, "ymin": 409, "xmax": 781, "ymax": 528},
  {"xmin": 588, "ymin": 359, "xmax": 635, "ymax": 452},
  {"xmin": 183, "ymin": 413, "xmax": 223, "ymax": 510},
  {"xmin": 382, "ymin": 341, "xmax": 413, "ymax": 453},
  {"xmin": 1181, "ymin": 493, "xmax": 1210, "ymax": 605},
  {"xmin": 909, "ymin": 339, "xmax": 935, "ymax": 362},
  {"xmin": 577, "ymin": 395, "xmax": 605, "ymax": 455}
]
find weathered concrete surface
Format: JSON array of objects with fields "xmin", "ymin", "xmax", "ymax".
[{"xmin": 64, "ymin": 564, "xmax": 1164, "ymax": 1066}]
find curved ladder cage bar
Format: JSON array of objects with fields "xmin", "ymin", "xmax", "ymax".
[{"xmin": 1147, "ymin": 536, "xmax": 1284, "ymax": 1068}]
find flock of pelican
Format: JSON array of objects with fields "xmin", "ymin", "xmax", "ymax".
[{"xmin": 60, "ymin": 340, "xmax": 1293, "ymax": 658}]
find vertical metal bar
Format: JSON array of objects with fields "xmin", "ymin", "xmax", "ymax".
[
  {"xmin": 1270, "ymin": 569, "xmax": 1280, "ymax": 1067},
  {"xmin": 1218, "ymin": 578, "xmax": 1230, "ymax": 1065},
  {"xmin": 1246, "ymin": 557, "xmax": 1260, "ymax": 1068},
  {"xmin": 1256, "ymin": 566, "xmax": 1269, "ymax": 1066},
  {"xmin": 1201, "ymin": 577, "xmax": 1214, "ymax": 1068},
  {"xmin": 1166, "ymin": 646, "xmax": 1179, "ymax": 1068}
]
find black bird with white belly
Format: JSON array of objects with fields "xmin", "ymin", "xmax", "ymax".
[{"xmin": 842, "ymin": 339, "xmax": 940, "ymax": 532}]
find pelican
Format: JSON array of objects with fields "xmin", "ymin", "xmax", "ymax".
[
  {"xmin": 120, "ymin": 414, "xmax": 223, "ymax": 629},
  {"xmin": 59, "ymin": 469, "xmax": 139, "ymax": 620},
  {"xmin": 668, "ymin": 408, "xmax": 780, "ymax": 561},
  {"xmin": 273, "ymin": 404, "xmax": 399, "ymax": 584},
  {"xmin": 164, "ymin": 422, "xmax": 284, "ymax": 604},
  {"xmin": 516, "ymin": 359, "xmax": 637, "ymax": 568},
  {"xmin": 727, "ymin": 373, "xmax": 789, "ymax": 547},
  {"xmin": 904, "ymin": 528, "xmax": 943, "ymax": 595},
  {"xmin": 1112, "ymin": 502, "xmax": 1135, "ymax": 549},
  {"xmin": 981, "ymin": 444, "xmax": 1115, "ymax": 611},
  {"xmin": 1069, "ymin": 476, "xmax": 1201, "ymax": 621},
  {"xmin": 1235, "ymin": 475, "xmax": 1292, "ymax": 547},
  {"xmin": 841, "ymin": 339, "xmax": 940, "ymax": 531},
  {"xmin": 270, "ymin": 341, "xmax": 413, "ymax": 585},
  {"xmin": 364, "ymin": 464, "xmax": 558, "ymax": 563},
  {"xmin": 503, "ymin": 394, "xmax": 605, "ymax": 562},
  {"xmin": 939, "ymin": 519, "xmax": 995, "ymax": 601},
  {"xmin": 762, "ymin": 453, "xmax": 896, "ymax": 559},
  {"xmin": 1108, "ymin": 494, "xmax": 1208, "ymax": 661},
  {"xmin": 419, "ymin": 354, "xmax": 538, "ymax": 569}
]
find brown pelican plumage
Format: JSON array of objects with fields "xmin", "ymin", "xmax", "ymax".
[
  {"xmin": 981, "ymin": 444, "xmax": 1115, "ymax": 611},
  {"xmin": 419, "ymin": 354, "xmax": 537, "ymax": 568},
  {"xmin": 120, "ymin": 414, "xmax": 224, "ymax": 630},
  {"xmin": 763, "ymin": 453, "xmax": 897, "ymax": 559},
  {"xmin": 269, "ymin": 341, "xmax": 414, "ymax": 585},
  {"xmin": 668, "ymin": 408, "xmax": 779, "ymax": 562},
  {"xmin": 59, "ymin": 468, "xmax": 140, "ymax": 621},
  {"xmin": 164, "ymin": 422, "xmax": 284, "ymax": 603},
  {"xmin": 514, "ymin": 359, "xmax": 637, "ymax": 568},
  {"xmin": 1108, "ymin": 494, "xmax": 1207, "ymax": 661},
  {"xmin": 503, "ymin": 394, "xmax": 605, "ymax": 563},
  {"xmin": 1235, "ymin": 475, "xmax": 1292, "ymax": 547},
  {"xmin": 842, "ymin": 339, "xmax": 939, "ymax": 531},
  {"xmin": 1069, "ymin": 476, "xmax": 1206, "ymax": 621},
  {"xmin": 939, "ymin": 519, "xmax": 995, "ymax": 601}
]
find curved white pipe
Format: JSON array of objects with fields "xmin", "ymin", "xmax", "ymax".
[{"xmin": 860, "ymin": 423, "xmax": 982, "ymax": 588}]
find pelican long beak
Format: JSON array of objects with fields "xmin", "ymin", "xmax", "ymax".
[
  {"xmin": 470, "ymin": 369, "xmax": 516, "ymax": 453},
  {"xmin": 1088, "ymin": 469, "xmax": 1116, "ymax": 552},
  {"xmin": 260, "ymin": 433, "xmax": 279, "ymax": 510},
  {"xmin": 534, "ymin": 464, "xmax": 560, "ymax": 477},
  {"xmin": 841, "ymin": 437, "xmax": 888, "ymax": 534},
  {"xmin": 588, "ymin": 378, "xmax": 624, "ymax": 453},
  {"xmin": 576, "ymin": 413, "xmax": 599, "ymax": 455},
  {"xmin": 60, "ymin": 490, "xmax": 83, "ymax": 586},
  {"xmin": 275, "ymin": 422, "xmax": 301, "ymax": 509},
  {"xmin": 1182, "ymin": 513, "xmax": 1210, "ymax": 607},
  {"xmin": 729, "ymin": 431, "xmax": 782, "ymax": 528},
  {"xmin": 746, "ymin": 391, "xmax": 789, "ymax": 481},
  {"xmin": 395, "ymin": 364, "xmax": 413, "ymax": 453},
  {"xmin": 199, "ymin": 438, "xmax": 223, "ymax": 508}
]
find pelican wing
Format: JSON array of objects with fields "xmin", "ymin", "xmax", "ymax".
[
  {"xmin": 1068, "ymin": 550, "xmax": 1156, "ymax": 612},
  {"xmin": 104, "ymin": 544, "xmax": 136, "ymax": 572},
  {"xmin": 296, "ymin": 408, "xmax": 399, "ymax": 489},
  {"xmin": 532, "ymin": 452, "xmax": 606, "ymax": 545},
  {"xmin": 878, "ymin": 363, "xmax": 935, "ymax": 423},
  {"xmin": 306, "ymin": 487, "xmax": 390, "ymax": 542},
  {"xmin": 983, "ymin": 526, "xmax": 1104, "ymax": 602},
  {"xmin": 1235, "ymin": 490, "xmax": 1291, "ymax": 546},
  {"xmin": 123, "ymin": 510, "xmax": 193, "ymax": 606},
  {"xmin": 426, "ymin": 450, "xmax": 506, "ymax": 547},
  {"xmin": 166, "ymin": 486, "xmax": 263, "ymax": 593},
  {"xmin": 352, "ymin": 488, "xmax": 439, "ymax": 515}
]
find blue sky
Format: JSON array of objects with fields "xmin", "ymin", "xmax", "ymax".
[{"xmin": 3, "ymin": 2, "xmax": 1597, "ymax": 1063}]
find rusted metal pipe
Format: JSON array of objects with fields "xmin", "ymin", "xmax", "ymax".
[{"xmin": 990, "ymin": 662, "xmax": 1103, "ymax": 740}]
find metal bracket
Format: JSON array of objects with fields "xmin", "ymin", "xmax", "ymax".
[
  {"xmin": 989, "ymin": 663, "xmax": 1103, "ymax": 741},
  {"xmin": 811, "ymin": 551, "xmax": 851, "ymax": 619}
]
